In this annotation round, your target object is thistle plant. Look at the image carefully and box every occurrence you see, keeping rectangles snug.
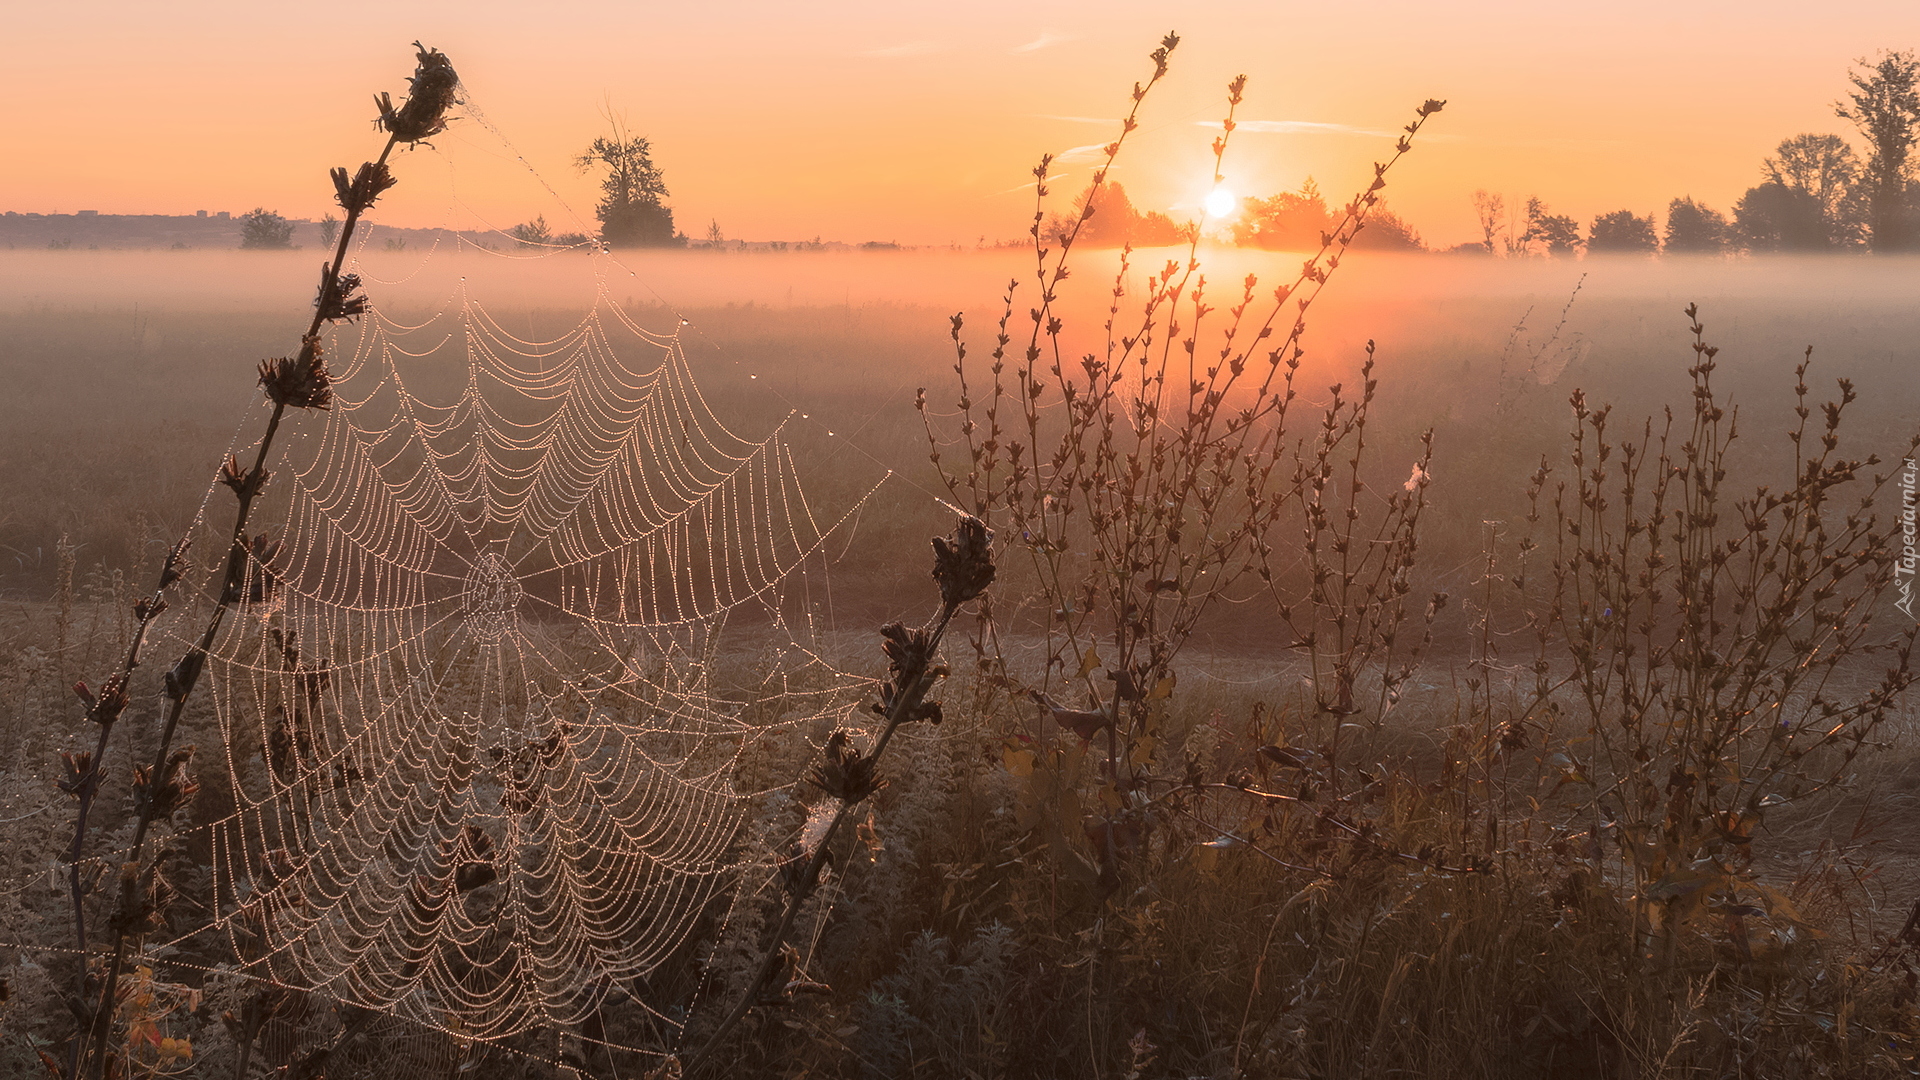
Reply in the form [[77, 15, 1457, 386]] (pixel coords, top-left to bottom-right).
[[59, 43, 459, 1080]]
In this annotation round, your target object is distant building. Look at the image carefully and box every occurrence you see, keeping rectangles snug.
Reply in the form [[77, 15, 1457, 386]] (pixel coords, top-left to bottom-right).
[[77, 210, 97, 217]]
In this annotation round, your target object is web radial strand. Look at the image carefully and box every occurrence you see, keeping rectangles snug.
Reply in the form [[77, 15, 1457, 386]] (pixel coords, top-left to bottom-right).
[[185, 286, 860, 1047]]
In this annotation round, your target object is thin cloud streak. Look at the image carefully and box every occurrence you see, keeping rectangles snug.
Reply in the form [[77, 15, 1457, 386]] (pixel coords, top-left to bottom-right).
[[1012, 31, 1073, 54], [1053, 142, 1113, 163], [991, 170, 1105, 197]]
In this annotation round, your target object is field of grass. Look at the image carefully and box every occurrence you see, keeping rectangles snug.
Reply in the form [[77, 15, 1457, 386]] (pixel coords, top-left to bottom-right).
[[1, 247, 1918, 1077]]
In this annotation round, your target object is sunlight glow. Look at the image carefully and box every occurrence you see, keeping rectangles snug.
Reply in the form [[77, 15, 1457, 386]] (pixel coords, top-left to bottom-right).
[[1203, 187, 1238, 219]]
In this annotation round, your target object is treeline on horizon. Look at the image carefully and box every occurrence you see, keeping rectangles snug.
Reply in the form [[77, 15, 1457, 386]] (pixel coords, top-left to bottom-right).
[[1066, 50, 1920, 258], [14, 52, 1920, 258]]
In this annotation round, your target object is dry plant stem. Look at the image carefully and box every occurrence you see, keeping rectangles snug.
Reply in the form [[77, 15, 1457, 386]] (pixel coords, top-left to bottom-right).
[[76, 135, 401, 1080], [687, 600, 967, 1073], [922, 34, 1443, 906], [1531, 304, 1916, 966], [61, 555, 182, 956]]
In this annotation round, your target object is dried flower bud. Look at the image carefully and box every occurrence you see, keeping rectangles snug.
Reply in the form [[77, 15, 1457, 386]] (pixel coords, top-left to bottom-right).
[[330, 161, 398, 214], [77, 675, 129, 726], [58, 750, 94, 797], [931, 514, 995, 608], [879, 621, 935, 675], [375, 43, 460, 144], [132, 746, 199, 821], [805, 730, 884, 803], [314, 265, 370, 322], [158, 537, 192, 589], [218, 453, 271, 499], [259, 335, 332, 410]]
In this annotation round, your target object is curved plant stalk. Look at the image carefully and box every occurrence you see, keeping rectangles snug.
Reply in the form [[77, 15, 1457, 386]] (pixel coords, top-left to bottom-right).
[[683, 516, 995, 1074], [67, 43, 459, 1080]]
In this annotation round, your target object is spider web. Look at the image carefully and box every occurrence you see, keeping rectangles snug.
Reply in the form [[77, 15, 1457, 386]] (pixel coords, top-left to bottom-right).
[[150, 264, 874, 1055]]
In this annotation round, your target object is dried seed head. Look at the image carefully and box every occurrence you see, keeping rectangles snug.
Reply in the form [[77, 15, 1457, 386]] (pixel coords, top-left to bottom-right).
[[932, 514, 996, 608], [259, 335, 332, 410], [330, 161, 398, 214], [805, 730, 884, 803], [158, 537, 192, 588], [315, 266, 369, 322], [132, 746, 200, 821], [375, 43, 460, 144]]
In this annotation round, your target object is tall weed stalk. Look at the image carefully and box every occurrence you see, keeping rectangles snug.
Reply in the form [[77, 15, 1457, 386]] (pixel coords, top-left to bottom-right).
[[1524, 304, 1918, 963], [56, 44, 459, 1080], [920, 33, 1445, 894]]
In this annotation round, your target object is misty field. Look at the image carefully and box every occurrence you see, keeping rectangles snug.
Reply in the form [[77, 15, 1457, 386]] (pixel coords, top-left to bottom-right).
[[3, 245, 1919, 1079]]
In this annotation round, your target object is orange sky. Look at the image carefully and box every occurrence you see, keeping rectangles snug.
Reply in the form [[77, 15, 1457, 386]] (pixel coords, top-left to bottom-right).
[[6, 2, 1918, 247]]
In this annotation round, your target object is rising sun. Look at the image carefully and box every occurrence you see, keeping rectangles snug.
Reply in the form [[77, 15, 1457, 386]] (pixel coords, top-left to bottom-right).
[[1203, 186, 1238, 218]]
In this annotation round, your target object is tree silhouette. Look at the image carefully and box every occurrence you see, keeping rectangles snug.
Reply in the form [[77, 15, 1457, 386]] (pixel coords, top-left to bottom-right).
[[239, 207, 295, 250], [1519, 197, 1581, 256], [576, 117, 679, 248], [1734, 182, 1829, 250], [1663, 197, 1730, 253], [1836, 50, 1920, 251], [1471, 190, 1505, 253], [1233, 179, 1332, 249], [1348, 204, 1425, 250], [1587, 210, 1659, 253], [1049, 180, 1186, 247], [1763, 134, 1865, 246], [510, 215, 554, 248]]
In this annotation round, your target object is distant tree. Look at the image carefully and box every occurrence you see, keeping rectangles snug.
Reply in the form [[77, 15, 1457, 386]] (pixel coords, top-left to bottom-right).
[[319, 214, 340, 248], [1835, 50, 1920, 251], [1348, 204, 1425, 251], [1587, 209, 1659, 253], [1234, 178, 1334, 249], [1518, 197, 1582, 256], [239, 207, 295, 250], [1471, 189, 1505, 253], [1733, 181, 1829, 250], [1051, 180, 1186, 247], [705, 219, 724, 245], [576, 117, 679, 248], [510, 215, 554, 248], [1663, 197, 1730, 253], [553, 231, 592, 247], [1763, 133, 1866, 245]]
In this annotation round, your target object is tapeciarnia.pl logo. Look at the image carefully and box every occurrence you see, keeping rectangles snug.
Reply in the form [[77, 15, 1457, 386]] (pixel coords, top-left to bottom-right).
[[1898, 457, 1917, 618]]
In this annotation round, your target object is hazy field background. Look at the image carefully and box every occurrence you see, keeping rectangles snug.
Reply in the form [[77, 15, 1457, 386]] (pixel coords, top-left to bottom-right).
[[6, 245, 1915, 615]]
